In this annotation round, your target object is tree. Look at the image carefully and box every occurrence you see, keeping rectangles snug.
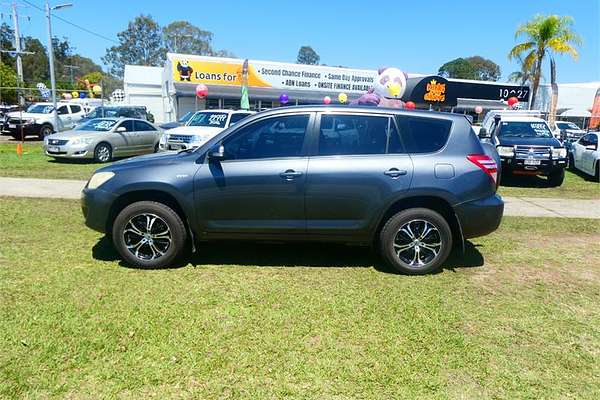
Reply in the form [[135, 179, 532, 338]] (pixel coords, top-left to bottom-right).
[[438, 58, 477, 80], [0, 23, 15, 68], [21, 37, 49, 84], [507, 55, 539, 86], [163, 21, 213, 55], [508, 14, 581, 109], [297, 46, 320, 65], [0, 61, 17, 104], [465, 56, 501, 81], [438, 56, 500, 81], [103, 15, 166, 77]]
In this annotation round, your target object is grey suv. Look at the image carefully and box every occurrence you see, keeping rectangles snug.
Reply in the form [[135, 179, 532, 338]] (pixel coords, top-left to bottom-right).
[[82, 106, 504, 274]]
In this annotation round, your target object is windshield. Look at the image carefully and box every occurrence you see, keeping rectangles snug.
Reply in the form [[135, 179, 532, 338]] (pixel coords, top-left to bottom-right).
[[498, 121, 553, 138], [75, 119, 117, 132], [87, 107, 142, 119], [27, 104, 54, 114], [187, 112, 228, 128], [557, 122, 580, 130], [178, 111, 194, 123]]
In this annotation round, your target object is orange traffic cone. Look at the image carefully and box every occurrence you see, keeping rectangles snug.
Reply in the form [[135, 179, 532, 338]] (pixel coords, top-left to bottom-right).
[[16, 143, 23, 157]]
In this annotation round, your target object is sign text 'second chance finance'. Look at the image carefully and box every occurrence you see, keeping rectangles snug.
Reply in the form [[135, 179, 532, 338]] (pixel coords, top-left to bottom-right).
[[172, 57, 377, 94]]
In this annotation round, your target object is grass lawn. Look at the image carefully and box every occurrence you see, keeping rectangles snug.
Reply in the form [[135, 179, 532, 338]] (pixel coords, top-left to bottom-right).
[[1, 197, 600, 399], [497, 168, 599, 199], [0, 142, 106, 180]]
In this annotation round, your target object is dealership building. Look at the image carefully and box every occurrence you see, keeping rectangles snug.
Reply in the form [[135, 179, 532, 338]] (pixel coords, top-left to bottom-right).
[[123, 53, 597, 126]]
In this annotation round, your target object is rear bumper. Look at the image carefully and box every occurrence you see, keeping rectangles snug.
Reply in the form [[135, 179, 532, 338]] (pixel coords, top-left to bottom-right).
[[454, 194, 504, 239], [81, 187, 117, 233]]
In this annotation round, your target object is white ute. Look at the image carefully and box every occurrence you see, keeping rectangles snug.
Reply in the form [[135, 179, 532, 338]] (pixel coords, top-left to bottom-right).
[[159, 109, 255, 151]]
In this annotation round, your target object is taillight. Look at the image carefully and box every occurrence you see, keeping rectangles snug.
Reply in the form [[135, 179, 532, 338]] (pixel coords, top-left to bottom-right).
[[467, 154, 498, 184]]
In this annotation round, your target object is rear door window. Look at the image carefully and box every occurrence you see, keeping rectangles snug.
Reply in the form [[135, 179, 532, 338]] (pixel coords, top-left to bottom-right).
[[229, 113, 252, 126], [317, 114, 402, 156], [134, 120, 156, 131], [69, 105, 82, 113], [396, 116, 452, 153]]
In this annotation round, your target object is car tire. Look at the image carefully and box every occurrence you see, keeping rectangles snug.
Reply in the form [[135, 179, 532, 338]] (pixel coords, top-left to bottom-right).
[[547, 169, 565, 187], [379, 208, 453, 275], [595, 162, 600, 183], [38, 124, 53, 140], [94, 142, 112, 163], [112, 201, 188, 268]]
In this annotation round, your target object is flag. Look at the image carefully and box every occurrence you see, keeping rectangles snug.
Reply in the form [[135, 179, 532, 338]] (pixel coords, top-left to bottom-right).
[[240, 59, 250, 110]]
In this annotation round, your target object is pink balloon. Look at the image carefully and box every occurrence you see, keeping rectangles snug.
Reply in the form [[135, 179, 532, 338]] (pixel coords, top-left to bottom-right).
[[195, 84, 208, 98], [405, 101, 416, 110], [323, 96, 331, 104], [475, 106, 483, 114]]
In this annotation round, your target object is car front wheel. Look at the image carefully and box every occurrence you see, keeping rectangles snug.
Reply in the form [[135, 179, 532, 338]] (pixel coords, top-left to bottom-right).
[[38, 124, 53, 140], [379, 208, 453, 275], [94, 142, 112, 163], [112, 201, 188, 268], [547, 169, 565, 187]]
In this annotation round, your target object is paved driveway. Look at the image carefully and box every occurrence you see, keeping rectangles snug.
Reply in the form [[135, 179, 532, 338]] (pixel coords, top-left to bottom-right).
[[1, 177, 599, 218]]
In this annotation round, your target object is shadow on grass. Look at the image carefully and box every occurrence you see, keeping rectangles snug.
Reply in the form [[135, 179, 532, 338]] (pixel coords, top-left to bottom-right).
[[499, 174, 552, 189], [92, 236, 484, 275]]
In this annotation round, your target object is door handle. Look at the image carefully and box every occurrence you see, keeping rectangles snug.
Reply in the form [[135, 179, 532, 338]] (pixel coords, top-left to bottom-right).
[[280, 170, 303, 180], [384, 168, 408, 178]]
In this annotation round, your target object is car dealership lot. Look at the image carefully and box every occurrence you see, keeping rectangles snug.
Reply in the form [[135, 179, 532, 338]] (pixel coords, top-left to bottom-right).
[[1, 197, 599, 399]]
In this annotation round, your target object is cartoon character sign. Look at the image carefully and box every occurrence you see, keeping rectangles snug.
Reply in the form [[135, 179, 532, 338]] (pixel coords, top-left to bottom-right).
[[353, 67, 407, 108], [177, 60, 193, 81]]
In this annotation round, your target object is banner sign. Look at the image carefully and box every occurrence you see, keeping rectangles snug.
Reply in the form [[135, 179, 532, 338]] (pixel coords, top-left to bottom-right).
[[171, 56, 377, 94]]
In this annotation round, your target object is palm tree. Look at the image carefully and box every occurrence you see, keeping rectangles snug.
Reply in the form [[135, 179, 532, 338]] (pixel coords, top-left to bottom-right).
[[508, 14, 581, 110], [507, 55, 538, 86]]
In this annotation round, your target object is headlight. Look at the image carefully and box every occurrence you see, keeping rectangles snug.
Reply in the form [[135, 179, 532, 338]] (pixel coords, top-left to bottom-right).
[[87, 172, 115, 189], [191, 135, 203, 143], [71, 137, 94, 146], [496, 146, 514, 157], [552, 147, 567, 158]]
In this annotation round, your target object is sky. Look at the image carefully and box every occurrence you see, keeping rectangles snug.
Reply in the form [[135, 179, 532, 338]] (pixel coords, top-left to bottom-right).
[[4, 0, 599, 83]]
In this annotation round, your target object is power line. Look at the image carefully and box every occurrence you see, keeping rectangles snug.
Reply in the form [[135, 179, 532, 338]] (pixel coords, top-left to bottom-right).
[[20, 0, 118, 45]]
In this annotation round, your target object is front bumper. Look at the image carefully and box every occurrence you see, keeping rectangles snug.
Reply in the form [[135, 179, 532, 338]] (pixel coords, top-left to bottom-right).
[[500, 156, 567, 175], [44, 143, 94, 158], [81, 187, 118, 233], [7, 123, 41, 137], [454, 194, 504, 239]]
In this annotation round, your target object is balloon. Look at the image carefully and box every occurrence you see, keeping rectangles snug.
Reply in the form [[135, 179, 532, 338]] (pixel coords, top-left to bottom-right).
[[79, 92, 86, 98], [507, 97, 519, 107], [323, 96, 331, 105], [475, 105, 483, 114], [195, 84, 208, 98], [63, 93, 72, 100], [338, 93, 348, 104], [92, 85, 102, 94], [71, 91, 78, 98], [279, 93, 289, 104], [405, 101, 416, 109]]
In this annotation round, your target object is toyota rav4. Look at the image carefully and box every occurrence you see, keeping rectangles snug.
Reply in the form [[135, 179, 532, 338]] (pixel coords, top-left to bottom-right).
[[82, 106, 504, 275]]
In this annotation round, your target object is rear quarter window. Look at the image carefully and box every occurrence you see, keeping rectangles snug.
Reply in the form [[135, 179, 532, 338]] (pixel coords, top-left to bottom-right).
[[396, 116, 452, 153]]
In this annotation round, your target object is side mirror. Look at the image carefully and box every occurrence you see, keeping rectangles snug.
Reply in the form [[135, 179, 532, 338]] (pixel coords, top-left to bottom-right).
[[207, 144, 226, 161], [116, 126, 127, 132], [478, 128, 490, 139]]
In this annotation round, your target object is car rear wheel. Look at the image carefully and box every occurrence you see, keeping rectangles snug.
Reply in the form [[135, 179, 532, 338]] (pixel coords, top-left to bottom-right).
[[568, 153, 575, 170], [547, 169, 565, 187], [379, 208, 452, 275], [38, 124, 53, 140], [94, 142, 112, 163], [112, 201, 187, 268]]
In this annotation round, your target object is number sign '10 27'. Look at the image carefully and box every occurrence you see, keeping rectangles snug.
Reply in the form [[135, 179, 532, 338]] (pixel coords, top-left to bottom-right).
[[499, 88, 529, 100]]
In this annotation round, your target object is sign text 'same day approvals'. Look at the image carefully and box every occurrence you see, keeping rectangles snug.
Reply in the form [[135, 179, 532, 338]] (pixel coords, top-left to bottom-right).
[[172, 57, 377, 94]]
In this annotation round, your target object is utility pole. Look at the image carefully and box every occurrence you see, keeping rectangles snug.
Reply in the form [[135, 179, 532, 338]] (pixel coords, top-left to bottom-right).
[[12, 1, 23, 85], [44, 1, 72, 132], [64, 64, 79, 85]]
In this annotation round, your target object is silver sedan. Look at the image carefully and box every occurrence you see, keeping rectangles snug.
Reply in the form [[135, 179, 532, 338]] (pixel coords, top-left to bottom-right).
[[44, 118, 162, 162]]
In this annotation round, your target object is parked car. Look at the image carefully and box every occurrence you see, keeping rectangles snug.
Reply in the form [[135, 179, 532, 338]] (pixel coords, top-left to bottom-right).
[[82, 106, 504, 274], [159, 109, 255, 151], [569, 132, 599, 180], [44, 117, 161, 162], [0, 105, 20, 134], [479, 115, 567, 186], [159, 111, 195, 130], [80, 105, 152, 124], [6, 102, 85, 139], [553, 121, 587, 142]]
